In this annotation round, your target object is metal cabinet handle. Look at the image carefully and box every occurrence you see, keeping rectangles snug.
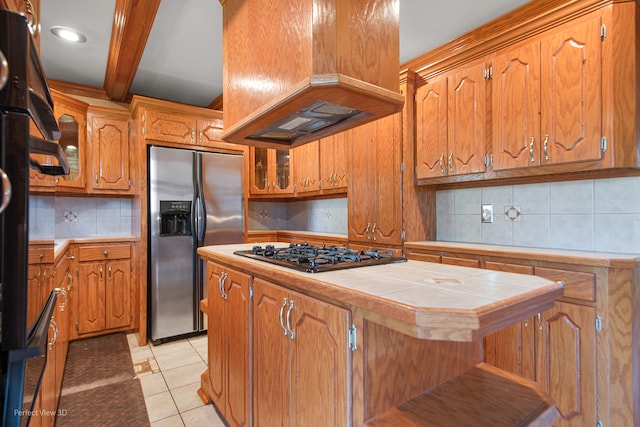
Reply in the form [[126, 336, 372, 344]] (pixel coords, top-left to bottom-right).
[[537, 312, 543, 331], [285, 300, 295, 339], [199, 131, 203, 142], [279, 298, 289, 336], [365, 223, 371, 240], [543, 134, 549, 160], [104, 251, 108, 256], [439, 154, 445, 174], [529, 137, 535, 163], [448, 152, 454, 173], [67, 256, 75, 261], [56, 288, 68, 311], [219, 272, 228, 300], [100, 265, 103, 280], [108, 265, 112, 280], [48, 316, 58, 350], [371, 223, 377, 241], [0, 49, 8, 92], [191, 130, 195, 142], [523, 319, 528, 328], [0, 168, 12, 214], [67, 272, 73, 291]]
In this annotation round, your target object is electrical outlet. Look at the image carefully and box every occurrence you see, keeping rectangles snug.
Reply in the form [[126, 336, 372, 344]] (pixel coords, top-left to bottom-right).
[[481, 204, 493, 223]]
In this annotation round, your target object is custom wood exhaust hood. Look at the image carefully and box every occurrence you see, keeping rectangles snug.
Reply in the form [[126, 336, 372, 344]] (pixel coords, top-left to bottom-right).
[[219, 0, 405, 148]]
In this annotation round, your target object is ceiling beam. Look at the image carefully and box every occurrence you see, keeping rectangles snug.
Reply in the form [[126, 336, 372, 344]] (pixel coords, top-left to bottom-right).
[[103, 0, 161, 102]]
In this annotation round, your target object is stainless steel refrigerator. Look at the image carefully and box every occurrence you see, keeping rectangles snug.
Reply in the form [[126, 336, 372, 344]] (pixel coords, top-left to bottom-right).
[[148, 145, 244, 343]]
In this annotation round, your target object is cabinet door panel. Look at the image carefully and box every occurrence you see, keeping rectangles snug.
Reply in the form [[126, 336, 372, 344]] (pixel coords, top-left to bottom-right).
[[253, 278, 289, 427], [77, 263, 106, 334], [105, 260, 130, 329], [492, 42, 541, 170], [207, 263, 226, 413], [448, 61, 487, 175], [540, 15, 602, 165], [371, 114, 402, 246], [225, 269, 251, 427], [143, 110, 195, 144], [289, 292, 350, 427], [537, 302, 596, 426], [91, 116, 131, 191], [415, 76, 448, 178], [348, 125, 374, 243]]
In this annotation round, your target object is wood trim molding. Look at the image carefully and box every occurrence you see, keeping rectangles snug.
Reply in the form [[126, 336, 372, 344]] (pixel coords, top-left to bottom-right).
[[103, 0, 161, 102], [48, 79, 110, 100], [208, 94, 223, 110]]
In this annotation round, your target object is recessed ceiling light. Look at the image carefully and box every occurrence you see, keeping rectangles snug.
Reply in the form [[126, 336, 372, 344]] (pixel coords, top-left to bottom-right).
[[50, 26, 87, 43]]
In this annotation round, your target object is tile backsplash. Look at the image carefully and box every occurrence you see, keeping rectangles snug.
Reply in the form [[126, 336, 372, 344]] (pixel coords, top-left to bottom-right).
[[249, 198, 348, 235], [30, 196, 133, 239], [436, 176, 640, 254]]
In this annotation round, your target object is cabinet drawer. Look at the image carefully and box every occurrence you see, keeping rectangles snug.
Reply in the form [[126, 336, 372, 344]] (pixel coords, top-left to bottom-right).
[[29, 246, 54, 264], [408, 252, 442, 264], [534, 267, 595, 302], [78, 244, 131, 261], [442, 256, 480, 268]]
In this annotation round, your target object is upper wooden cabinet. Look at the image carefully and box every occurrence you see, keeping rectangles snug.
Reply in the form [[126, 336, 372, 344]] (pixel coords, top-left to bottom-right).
[[292, 140, 320, 195], [348, 113, 402, 247], [415, 59, 487, 179], [491, 13, 603, 171], [319, 132, 348, 191], [411, 1, 639, 185], [87, 106, 133, 194], [249, 147, 293, 195], [51, 90, 88, 191], [141, 109, 196, 144]]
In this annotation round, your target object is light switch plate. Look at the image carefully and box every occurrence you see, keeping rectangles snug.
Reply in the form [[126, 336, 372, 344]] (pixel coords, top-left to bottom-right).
[[481, 204, 493, 223]]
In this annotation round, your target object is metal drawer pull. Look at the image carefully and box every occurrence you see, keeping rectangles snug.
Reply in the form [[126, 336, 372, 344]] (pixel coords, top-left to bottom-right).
[[543, 134, 549, 160], [448, 152, 454, 172], [108, 265, 112, 280], [529, 137, 535, 162], [365, 223, 371, 240], [219, 272, 228, 299], [279, 298, 289, 336], [104, 250, 108, 256], [100, 265, 103, 280], [67, 272, 73, 291], [371, 223, 377, 241], [48, 317, 58, 350], [286, 300, 295, 339], [439, 154, 445, 174]]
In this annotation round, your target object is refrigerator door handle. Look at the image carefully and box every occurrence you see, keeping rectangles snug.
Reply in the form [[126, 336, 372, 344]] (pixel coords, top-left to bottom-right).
[[195, 196, 205, 244]]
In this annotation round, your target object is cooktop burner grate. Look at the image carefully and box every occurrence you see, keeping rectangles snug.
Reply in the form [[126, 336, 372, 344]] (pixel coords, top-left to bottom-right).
[[234, 243, 406, 273]]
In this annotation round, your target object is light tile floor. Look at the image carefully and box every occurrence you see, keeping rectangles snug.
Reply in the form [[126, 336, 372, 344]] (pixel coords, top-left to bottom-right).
[[126, 333, 226, 427]]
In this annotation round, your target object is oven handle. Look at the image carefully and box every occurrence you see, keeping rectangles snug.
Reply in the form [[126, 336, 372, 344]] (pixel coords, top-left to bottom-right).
[[0, 168, 11, 214], [29, 135, 70, 176], [0, 49, 7, 91]]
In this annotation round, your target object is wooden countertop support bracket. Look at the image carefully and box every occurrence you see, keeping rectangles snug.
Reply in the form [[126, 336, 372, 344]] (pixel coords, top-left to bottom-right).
[[365, 363, 559, 427]]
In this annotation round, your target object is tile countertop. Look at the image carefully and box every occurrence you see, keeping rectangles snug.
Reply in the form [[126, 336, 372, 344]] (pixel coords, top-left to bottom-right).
[[198, 243, 564, 342]]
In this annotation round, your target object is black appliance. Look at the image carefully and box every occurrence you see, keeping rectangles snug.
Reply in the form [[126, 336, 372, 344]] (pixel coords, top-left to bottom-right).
[[0, 9, 69, 427], [234, 243, 407, 273]]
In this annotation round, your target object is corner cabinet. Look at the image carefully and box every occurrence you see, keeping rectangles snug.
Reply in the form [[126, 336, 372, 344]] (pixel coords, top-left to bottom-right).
[[348, 113, 402, 247], [73, 243, 132, 338], [253, 277, 351, 427], [87, 106, 133, 194], [206, 262, 251, 427]]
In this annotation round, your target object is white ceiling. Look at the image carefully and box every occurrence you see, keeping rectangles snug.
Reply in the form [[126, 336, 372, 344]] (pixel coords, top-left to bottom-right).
[[39, 0, 530, 108]]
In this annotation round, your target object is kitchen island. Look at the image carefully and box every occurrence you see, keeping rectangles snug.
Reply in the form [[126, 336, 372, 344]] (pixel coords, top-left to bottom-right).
[[197, 243, 564, 426]]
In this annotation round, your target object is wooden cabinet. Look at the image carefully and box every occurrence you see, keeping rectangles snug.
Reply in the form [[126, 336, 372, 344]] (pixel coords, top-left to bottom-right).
[[292, 140, 320, 194], [206, 262, 251, 427], [253, 277, 351, 427], [250, 147, 293, 195], [491, 13, 603, 171], [415, 59, 487, 179], [319, 131, 348, 191], [141, 109, 196, 144], [74, 243, 132, 337], [87, 107, 133, 194], [404, 244, 610, 426], [348, 113, 402, 247], [411, 1, 639, 185], [52, 91, 88, 191], [27, 246, 54, 327]]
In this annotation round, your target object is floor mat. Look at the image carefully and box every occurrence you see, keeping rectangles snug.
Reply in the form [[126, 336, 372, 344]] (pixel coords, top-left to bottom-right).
[[56, 333, 150, 427]]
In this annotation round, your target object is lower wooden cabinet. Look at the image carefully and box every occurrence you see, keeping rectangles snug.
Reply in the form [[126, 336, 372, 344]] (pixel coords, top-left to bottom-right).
[[74, 243, 132, 337], [206, 262, 251, 427], [253, 277, 351, 427]]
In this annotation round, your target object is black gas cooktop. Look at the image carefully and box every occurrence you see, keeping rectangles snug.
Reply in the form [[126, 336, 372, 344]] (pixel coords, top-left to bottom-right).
[[234, 243, 407, 273]]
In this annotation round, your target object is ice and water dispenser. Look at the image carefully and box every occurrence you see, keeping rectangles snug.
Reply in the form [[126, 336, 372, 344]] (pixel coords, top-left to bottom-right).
[[159, 201, 192, 236]]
